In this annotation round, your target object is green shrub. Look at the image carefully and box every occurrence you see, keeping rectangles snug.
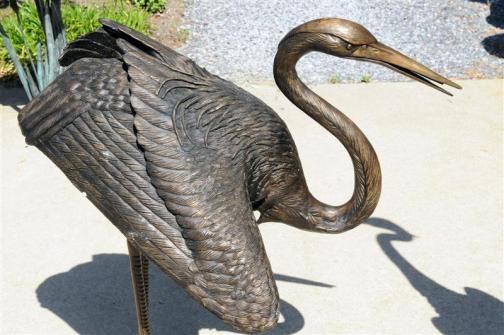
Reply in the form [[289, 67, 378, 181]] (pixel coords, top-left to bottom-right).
[[131, 0, 166, 13], [0, 0, 66, 98], [0, 1, 152, 67]]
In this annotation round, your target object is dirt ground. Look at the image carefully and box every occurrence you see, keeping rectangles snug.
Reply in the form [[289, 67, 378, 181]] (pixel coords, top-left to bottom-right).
[[149, 0, 188, 48]]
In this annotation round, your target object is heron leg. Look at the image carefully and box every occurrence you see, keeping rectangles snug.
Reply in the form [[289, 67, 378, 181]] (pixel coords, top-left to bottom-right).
[[127, 240, 150, 335]]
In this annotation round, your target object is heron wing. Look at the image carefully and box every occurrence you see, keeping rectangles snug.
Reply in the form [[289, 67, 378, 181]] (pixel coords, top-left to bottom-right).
[[131, 83, 279, 330], [19, 21, 280, 332], [116, 32, 279, 331], [18, 58, 194, 284]]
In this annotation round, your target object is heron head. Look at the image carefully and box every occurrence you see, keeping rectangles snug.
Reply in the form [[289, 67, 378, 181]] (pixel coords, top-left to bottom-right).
[[280, 18, 461, 95]]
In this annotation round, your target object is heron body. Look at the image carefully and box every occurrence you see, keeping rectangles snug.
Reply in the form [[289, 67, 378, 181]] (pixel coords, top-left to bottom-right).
[[18, 18, 459, 333]]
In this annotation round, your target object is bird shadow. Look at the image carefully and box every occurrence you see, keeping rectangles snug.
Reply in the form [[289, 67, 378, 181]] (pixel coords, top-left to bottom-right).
[[35, 254, 333, 335], [367, 217, 504, 335], [469, 0, 504, 58]]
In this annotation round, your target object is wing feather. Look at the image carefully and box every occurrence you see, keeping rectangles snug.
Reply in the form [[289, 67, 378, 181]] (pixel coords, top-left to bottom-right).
[[18, 59, 194, 285], [120, 39, 279, 330], [19, 21, 281, 332]]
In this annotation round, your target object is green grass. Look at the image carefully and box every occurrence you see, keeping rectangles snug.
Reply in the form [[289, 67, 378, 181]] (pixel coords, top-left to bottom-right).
[[0, 1, 152, 75], [131, 0, 166, 13], [0, 6, 13, 20]]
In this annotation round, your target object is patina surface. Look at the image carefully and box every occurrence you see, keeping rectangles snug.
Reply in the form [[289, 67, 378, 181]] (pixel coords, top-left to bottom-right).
[[17, 18, 459, 334]]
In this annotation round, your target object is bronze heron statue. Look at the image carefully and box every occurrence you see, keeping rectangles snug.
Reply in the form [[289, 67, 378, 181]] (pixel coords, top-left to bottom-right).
[[18, 18, 460, 334]]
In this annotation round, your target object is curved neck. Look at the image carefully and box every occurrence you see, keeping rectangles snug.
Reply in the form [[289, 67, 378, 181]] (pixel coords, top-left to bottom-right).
[[377, 233, 450, 304], [272, 35, 381, 232]]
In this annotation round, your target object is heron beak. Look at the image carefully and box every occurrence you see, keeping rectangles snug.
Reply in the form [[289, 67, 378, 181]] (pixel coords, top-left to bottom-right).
[[351, 42, 462, 96]]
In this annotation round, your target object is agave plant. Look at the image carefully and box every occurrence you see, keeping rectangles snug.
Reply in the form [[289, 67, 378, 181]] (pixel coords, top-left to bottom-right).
[[0, 0, 66, 100]]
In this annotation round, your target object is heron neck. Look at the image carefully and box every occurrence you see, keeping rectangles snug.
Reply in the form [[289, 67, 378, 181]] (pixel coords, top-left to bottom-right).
[[272, 36, 381, 232]]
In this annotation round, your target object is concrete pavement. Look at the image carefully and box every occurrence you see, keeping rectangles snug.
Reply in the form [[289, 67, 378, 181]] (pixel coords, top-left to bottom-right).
[[1, 79, 503, 334]]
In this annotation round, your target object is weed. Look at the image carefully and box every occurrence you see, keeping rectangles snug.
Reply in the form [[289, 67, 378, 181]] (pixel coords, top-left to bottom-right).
[[176, 28, 190, 44], [131, 0, 166, 13], [329, 74, 339, 84], [360, 74, 372, 83]]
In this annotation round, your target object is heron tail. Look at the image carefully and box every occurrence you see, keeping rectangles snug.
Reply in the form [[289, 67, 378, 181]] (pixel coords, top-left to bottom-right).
[[59, 28, 122, 67]]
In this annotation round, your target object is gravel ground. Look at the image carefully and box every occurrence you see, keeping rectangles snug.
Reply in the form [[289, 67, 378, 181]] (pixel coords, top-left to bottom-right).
[[179, 0, 504, 84]]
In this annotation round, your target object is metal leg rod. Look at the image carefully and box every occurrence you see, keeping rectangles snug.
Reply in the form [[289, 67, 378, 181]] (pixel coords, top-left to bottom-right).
[[127, 240, 150, 335]]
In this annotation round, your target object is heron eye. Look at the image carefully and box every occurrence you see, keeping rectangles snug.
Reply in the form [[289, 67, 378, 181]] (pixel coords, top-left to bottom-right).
[[346, 43, 352, 50]]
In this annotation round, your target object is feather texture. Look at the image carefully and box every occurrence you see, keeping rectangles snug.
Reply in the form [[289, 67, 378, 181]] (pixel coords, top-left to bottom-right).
[[17, 20, 306, 332]]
